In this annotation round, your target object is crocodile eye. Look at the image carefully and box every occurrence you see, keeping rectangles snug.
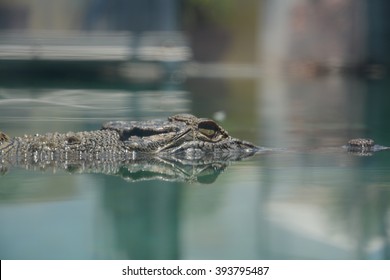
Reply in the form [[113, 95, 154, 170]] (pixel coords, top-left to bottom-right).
[[198, 120, 220, 139]]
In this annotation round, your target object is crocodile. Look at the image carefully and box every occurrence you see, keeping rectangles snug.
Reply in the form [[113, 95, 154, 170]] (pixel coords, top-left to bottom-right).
[[0, 114, 259, 182], [0, 114, 389, 182]]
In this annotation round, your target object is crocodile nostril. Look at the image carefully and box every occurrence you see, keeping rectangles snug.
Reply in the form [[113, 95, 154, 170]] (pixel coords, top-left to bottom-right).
[[0, 132, 10, 143]]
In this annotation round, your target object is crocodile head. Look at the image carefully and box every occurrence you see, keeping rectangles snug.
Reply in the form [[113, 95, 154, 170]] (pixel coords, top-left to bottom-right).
[[102, 114, 260, 160]]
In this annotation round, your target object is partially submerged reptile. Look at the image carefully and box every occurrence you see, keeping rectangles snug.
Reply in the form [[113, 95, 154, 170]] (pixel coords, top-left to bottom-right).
[[0, 114, 388, 182]]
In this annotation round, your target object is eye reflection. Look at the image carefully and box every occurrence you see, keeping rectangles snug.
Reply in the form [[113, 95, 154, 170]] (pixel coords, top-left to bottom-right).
[[199, 128, 216, 138]]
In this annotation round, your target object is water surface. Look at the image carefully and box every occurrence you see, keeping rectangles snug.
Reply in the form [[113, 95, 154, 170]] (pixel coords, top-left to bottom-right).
[[1, 77, 390, 259]]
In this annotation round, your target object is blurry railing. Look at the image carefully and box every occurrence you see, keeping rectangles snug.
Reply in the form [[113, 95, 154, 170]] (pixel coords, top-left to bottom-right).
[[0, 31, 192, 83], [0, 31, 132, 61]]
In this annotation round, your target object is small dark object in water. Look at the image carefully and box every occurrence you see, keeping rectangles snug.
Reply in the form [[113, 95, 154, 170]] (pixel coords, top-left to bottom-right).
[[347, 138, 374, 150]]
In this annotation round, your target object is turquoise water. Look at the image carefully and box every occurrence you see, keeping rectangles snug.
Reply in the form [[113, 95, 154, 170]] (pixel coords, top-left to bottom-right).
[[1, 76, 390, 259]]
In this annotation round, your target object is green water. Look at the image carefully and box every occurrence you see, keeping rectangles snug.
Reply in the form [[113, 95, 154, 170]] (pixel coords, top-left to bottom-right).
[[1, 76, 390, 259]]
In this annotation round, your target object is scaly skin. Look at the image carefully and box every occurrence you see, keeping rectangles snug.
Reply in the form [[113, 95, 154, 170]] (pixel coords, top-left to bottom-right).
[[1, 130, 126, 163]]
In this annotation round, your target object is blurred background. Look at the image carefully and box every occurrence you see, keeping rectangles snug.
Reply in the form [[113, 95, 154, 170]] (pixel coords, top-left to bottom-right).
[[0, 0, 389, 135], [1, 0, 390, 260]]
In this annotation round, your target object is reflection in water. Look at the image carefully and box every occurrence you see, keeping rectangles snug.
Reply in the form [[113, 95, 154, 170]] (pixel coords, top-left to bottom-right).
[[259, 153, 390, 259], [1, 149, 390, 259], [0, 156, 230, 185], [101, 178, 180, 259], [115, 160, 227, 184]]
